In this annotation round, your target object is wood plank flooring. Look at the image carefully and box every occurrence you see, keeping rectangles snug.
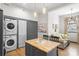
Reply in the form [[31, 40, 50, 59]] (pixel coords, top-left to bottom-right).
[[59, 43, 79, 56], [5, 43, 79, 56], [6, 48, 25, 56]]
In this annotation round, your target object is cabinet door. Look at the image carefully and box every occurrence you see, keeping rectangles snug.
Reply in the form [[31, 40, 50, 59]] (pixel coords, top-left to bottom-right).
[[18, 20, 27, 47], [0, 10, 3, 56], [27, 21, 38, 40]]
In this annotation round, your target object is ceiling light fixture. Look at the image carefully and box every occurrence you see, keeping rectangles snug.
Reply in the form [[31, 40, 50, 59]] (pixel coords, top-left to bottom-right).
[[33, 3, 37, 18], [34, 11, 37, 18], [42, 7, 46, 14]]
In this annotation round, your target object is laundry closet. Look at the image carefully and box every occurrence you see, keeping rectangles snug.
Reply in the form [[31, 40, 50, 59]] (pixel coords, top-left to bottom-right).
[[1, 14, 38, 56], [3, 15, 38, 54], [0, 3, 38, 55]]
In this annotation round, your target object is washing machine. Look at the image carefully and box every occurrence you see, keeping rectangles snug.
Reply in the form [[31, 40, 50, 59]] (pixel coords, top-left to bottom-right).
[[4, 18, 17, 35], [3, 35, 17, 52]]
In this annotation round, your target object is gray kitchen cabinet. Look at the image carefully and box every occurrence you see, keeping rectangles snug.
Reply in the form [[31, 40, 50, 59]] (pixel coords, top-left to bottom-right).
[[25, 43, 58, 56], [27, 21, 38, 40], [25, 39, 60, 56]]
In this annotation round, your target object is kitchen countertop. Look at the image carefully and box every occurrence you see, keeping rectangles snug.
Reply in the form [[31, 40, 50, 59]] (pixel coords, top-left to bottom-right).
[[25, 39, 60, 53]]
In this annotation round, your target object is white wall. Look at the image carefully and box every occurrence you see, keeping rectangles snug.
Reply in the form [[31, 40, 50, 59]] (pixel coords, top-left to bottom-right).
[[0, 4, 37, 21], [48, 3, 79, 35]]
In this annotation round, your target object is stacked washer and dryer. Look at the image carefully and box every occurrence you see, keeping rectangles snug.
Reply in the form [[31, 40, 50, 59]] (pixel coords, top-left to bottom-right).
[[3, 16, 37, 54], [3, 18, 17, 52]]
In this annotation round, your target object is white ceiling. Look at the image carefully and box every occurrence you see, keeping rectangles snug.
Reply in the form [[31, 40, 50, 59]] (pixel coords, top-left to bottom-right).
[[4, 3, 70, 14]]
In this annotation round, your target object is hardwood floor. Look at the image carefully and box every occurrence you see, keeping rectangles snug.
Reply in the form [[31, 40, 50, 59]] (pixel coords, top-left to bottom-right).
[[6, 48, 25, 56], [59, 43, 79, 56], [5, 43, 79, 56]]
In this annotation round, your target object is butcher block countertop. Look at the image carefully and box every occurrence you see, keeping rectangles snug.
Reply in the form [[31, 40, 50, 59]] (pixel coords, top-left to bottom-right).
[[25, 39, 60, 53]]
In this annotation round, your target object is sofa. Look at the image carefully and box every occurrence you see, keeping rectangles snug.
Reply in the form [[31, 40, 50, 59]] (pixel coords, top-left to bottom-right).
[[50, 35, 70, 49], [43, 33, 70, 49]]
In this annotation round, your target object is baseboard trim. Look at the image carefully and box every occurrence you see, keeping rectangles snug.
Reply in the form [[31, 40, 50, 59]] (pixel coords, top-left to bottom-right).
[[70, 41, 79, 44]]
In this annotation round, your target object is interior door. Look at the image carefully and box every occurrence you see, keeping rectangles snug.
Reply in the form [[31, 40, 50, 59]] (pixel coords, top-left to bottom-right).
[[18, 20, 27, 48], [0, 9, 3, 56], [27, 21, 38, 40]]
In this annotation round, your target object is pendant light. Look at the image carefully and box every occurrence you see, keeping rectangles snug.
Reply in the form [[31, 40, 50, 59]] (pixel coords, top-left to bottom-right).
[[42, 7, 46, 14], [34, 11, 37, 18], [42, 3, 47, 14], [34, 3, 37, 18]]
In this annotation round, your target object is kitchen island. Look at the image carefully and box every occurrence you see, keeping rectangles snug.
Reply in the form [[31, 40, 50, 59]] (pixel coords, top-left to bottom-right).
[[25, 39, 60, 56]]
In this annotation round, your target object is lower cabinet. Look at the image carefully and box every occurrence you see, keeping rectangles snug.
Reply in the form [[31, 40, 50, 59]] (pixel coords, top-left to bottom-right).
[[25, 43, 58, 56]]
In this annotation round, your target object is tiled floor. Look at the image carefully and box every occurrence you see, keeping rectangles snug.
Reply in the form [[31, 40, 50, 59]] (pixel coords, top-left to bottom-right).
[[6, 43, 79, 56]]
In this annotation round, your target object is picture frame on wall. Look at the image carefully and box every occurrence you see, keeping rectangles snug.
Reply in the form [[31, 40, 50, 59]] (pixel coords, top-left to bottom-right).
[[52, 24, 58, 32], [52, 24, 54, 29]]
